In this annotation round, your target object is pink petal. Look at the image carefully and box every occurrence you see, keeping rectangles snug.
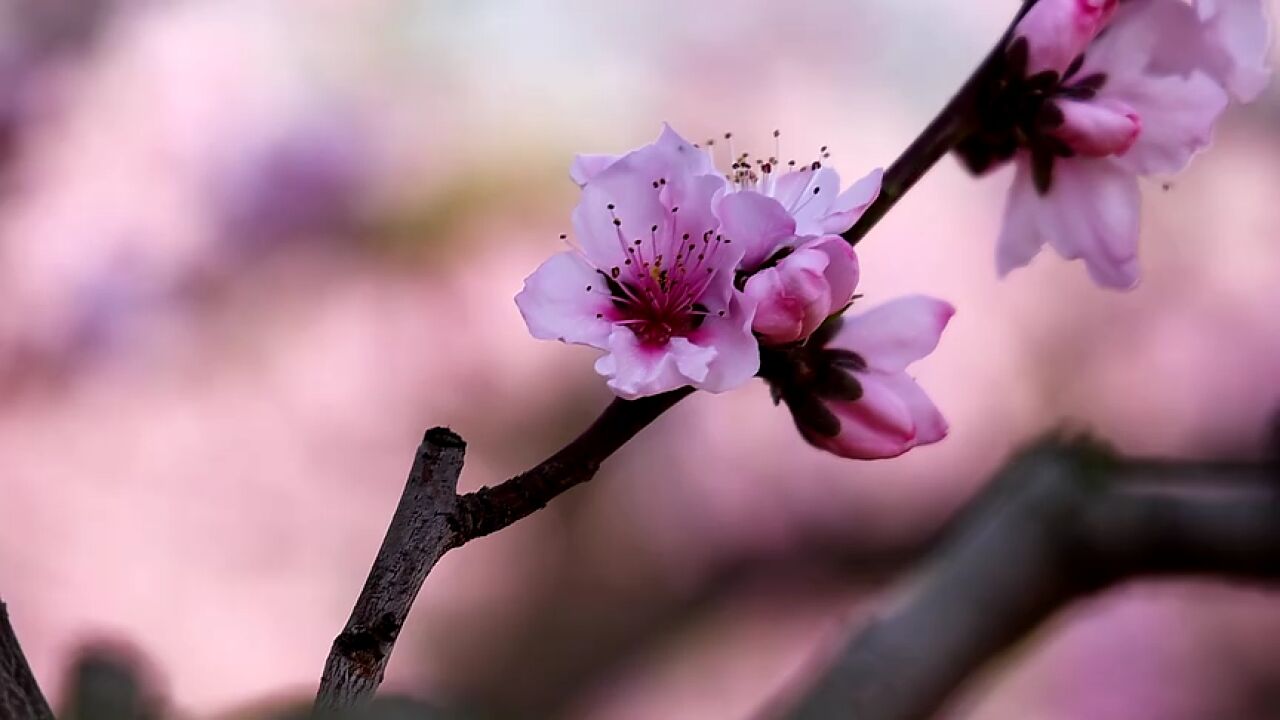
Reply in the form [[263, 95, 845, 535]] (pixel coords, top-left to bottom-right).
[[1200, 0, 1272, 102], [805, 235, 860, 309], [569, 153, 620, 187], [651, 122, 717, 177], [571, 126, 725, 270], [1014, 0, 1118, 74], [998, 155, 1141, 289], [667, 173, 731, 269], [515, 251, 614, 348], [1054, 98, 1141, 157], [996, 162, 1048, 277], [716, 190, 797, 270], [835, 296, 954, 374], [1077, 0, 1166, 84], [806, 373, 916, 460], [787, 167, 841, 237], [595, 327, 714, 400], [767, 167, 840, 236], [1112, 70, 1229, 176], [878, 371, 948, 447], [819, 168, 883, 234], [743, 249, 831, 345], [573, 170, 671, 270], [687, 291, 761, 393]]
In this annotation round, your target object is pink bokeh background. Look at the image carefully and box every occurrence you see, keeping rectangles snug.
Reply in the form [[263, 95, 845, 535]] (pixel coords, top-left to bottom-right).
[[2, 1, 1279, 717]]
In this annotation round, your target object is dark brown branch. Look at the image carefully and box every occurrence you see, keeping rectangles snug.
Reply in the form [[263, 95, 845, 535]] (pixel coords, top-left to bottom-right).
[[783, 443, 1280, 720], [316, 428, 467, 710], [449, 388, 692, 544], [318, 391, 691, 710], [1, 601, 54, 720]]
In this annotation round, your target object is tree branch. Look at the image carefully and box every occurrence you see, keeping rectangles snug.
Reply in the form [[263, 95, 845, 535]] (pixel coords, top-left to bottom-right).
[[318, 2, 1057, 709], [1, 601, 54, 720], [449, 388, 691, 544], [783, 442, 1280, 720], [318, 391, 691, 710], [316, 428, 467, 710]]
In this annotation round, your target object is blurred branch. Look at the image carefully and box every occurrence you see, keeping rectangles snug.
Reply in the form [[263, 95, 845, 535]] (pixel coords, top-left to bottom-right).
[[0, 601, 54, 720], [783, 440, 1280, 720], [64, 645, 154, 720], [317, 429, 467, 710]]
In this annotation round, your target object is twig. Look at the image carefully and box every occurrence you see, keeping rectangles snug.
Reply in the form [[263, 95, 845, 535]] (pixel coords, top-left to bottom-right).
[[782, 443, 1280, 720], [0, 601, 54, 720], [317, 391, 689, 710], [316, 428, 467, 710], [449, 388, 691, 544]]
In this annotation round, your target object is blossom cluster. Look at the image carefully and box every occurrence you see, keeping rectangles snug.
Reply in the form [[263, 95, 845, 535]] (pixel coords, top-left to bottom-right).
[[515, 0, 1268, 462], [963, 0, 1270, 288], [517, 126, 952, 459]]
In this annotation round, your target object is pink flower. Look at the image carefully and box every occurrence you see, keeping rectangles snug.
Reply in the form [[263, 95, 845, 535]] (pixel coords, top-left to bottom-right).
[[743, 236, 859, 346], [713, 156, 880, 345], [1013, 0, 1118, 75], [988, 0, 1248, 289], [517, 125, 759, 399], [774, 296, 953, 460]]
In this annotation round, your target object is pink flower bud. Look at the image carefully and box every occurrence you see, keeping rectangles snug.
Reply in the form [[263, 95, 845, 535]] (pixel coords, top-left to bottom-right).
[[791, 296, 954, 460], [1053, 98, 1141, 157], [743, 236, 859, 346], [1013, 0, 1118, 75]]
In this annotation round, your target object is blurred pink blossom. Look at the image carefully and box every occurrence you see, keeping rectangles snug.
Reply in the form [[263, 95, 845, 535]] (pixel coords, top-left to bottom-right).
[[1013, 0, 1117, 75], [996, 0, 1249, 289]]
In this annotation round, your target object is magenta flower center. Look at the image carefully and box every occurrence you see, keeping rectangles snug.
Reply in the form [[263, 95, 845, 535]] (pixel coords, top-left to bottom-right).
[[585, 194, 731, 348]]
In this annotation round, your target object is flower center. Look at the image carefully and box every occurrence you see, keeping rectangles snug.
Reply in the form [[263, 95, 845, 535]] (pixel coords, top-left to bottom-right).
[[580, 192, 731, 348], [700, 130, 832, 196]]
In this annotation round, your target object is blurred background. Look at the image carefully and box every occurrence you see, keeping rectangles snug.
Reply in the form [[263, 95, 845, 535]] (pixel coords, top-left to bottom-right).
[[1, 0, 1279, 717]]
